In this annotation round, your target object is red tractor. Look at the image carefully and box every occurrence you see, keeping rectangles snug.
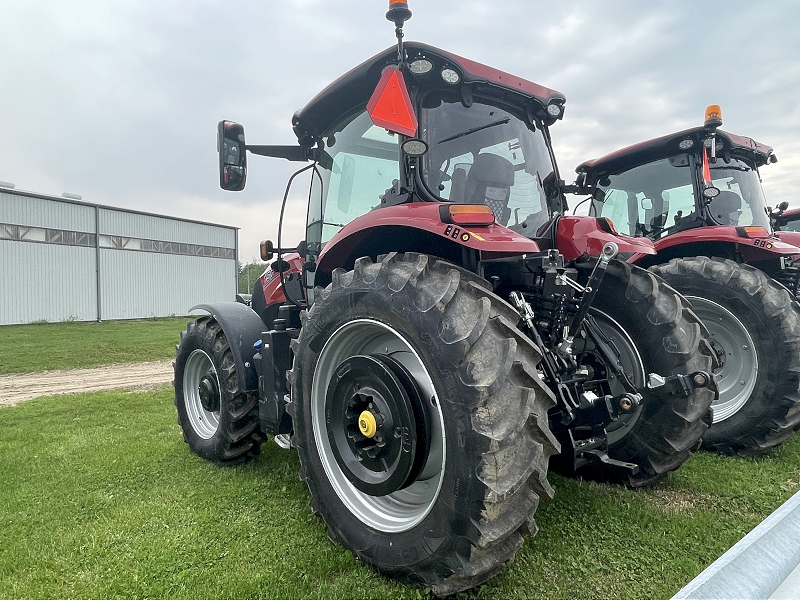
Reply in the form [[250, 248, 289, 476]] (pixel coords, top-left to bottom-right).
[[773, 206, 800, 234], [574, 106, 800, 457], [174, 3, 715, 594]]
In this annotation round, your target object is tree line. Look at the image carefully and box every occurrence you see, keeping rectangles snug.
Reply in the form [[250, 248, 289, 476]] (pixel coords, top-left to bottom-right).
[[238, 261, 268, 294]]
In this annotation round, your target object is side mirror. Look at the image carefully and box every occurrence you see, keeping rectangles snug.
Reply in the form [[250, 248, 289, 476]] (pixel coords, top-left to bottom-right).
[[779, 201, 789, 212], [260, 239, 274, 261], [218, 121, 247, 191], [641, 198, 653, 210]]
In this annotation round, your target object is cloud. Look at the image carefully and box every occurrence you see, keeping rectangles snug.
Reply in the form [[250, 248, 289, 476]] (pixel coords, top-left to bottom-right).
[[1, 0, 798, 261]]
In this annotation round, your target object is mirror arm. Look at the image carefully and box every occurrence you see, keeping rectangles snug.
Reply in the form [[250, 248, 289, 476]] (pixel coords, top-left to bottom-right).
[[246, 145, 315, 162], [561, 183, 585, 195]]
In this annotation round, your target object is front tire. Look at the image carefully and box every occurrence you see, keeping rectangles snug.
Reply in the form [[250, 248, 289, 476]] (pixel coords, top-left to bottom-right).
[[582, 261, 718, 487], [173, 316, 263, 466], [652, 257, 800, 455], [288, 253, 559, 595]]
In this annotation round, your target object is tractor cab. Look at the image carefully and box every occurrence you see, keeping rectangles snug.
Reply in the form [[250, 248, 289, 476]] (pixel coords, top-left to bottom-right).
[[218, 35, 572, 289], [295, 48, 564, 251], [578, 106, 779, 241], [296, 42, 568, 252]]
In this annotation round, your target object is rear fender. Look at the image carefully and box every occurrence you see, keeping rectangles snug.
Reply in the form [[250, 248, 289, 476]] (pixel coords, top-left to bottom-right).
[[628, 226, 800, 265], [556, 216, 656, 261], [190, 302, 266, 393], [314, 203, 540, 286]]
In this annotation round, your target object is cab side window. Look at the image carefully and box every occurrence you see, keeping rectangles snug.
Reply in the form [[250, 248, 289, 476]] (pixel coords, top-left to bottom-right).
[[308, 111, 400, 249]]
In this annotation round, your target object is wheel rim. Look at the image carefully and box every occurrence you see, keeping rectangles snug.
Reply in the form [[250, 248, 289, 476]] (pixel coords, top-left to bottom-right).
[[183, 349, 221, 439], [587, 309, 646, 446], [685, 296, 758, 423], [325, 354, 431, 496], [312, 319, 445, 533]]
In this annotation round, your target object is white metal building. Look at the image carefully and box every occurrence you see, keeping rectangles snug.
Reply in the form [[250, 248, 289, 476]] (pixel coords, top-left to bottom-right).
[[0, 186, 238, 325]]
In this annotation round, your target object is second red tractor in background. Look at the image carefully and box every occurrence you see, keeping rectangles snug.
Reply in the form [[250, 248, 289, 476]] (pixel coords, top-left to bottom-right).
[[575, 106, 800, 456]]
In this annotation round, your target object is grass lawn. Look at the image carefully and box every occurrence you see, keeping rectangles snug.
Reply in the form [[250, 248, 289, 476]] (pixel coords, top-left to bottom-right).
[[0, 318, 193, 374], [1, 389, 799, 599]]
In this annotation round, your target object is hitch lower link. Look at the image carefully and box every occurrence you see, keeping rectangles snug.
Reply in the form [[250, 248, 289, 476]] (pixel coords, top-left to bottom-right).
[[646, 371, 713, 398], [558, 390, 645, 475], [575, 371, 713, 427], [566, 370, 713, 431], [565, 371, 714, 478], [562, 370, 714, 478], [564, 389, 641, 429]]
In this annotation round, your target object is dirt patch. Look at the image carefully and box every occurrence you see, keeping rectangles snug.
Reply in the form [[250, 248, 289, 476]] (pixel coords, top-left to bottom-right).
[[643, 488, 715, 514], [583, 480, 714, 514], [0, 361, 174, 406]]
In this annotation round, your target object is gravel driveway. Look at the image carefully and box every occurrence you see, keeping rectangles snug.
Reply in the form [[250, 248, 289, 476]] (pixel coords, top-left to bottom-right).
[[0, 361, 174, 406]]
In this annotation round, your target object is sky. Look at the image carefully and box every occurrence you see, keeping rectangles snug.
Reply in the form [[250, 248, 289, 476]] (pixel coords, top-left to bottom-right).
[[2, 0, 799, 263]]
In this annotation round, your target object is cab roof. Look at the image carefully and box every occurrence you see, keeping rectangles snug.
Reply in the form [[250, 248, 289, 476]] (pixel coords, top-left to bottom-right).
[[291, 42, 566, 147], [576, 126, 775, 181]]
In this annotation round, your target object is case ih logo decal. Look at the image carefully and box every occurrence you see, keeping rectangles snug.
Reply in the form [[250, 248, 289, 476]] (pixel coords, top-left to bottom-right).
[[262, 268, 278, 285]]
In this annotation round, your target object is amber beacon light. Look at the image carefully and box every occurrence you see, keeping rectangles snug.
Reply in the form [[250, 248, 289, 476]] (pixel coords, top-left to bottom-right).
[[387, 0, 412, 25], [704, 104, 723, 129]]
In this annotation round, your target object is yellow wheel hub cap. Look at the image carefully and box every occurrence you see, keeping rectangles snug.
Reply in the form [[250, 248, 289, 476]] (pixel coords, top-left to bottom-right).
[[358, 410, 377, 438]]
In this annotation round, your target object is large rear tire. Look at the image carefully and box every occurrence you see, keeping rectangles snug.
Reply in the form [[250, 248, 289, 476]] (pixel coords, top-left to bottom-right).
[[173, 316, 263, 466], [652, 257, 800, 455], [288, 253, 559, 595], [581, 260, 718, 487]]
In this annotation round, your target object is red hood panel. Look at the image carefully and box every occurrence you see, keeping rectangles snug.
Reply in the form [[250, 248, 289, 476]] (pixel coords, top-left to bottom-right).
[[775, 230, 800, 259], [556, 216, 656, 261]]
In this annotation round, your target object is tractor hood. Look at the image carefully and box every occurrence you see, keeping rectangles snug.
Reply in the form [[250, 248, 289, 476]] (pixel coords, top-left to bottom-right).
[[291, 42, 566, 147]]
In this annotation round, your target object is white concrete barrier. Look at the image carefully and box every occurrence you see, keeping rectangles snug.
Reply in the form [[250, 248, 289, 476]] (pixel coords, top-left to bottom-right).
[[673, 489, 800, 600]]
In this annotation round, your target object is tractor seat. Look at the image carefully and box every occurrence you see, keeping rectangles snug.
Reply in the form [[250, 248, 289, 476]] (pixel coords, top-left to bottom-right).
[[709, 190, 742, 225], [463, 153, 515, 225]]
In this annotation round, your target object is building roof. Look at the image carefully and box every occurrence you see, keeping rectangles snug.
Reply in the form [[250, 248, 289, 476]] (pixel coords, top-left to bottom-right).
[[0, 186, 238, 231]]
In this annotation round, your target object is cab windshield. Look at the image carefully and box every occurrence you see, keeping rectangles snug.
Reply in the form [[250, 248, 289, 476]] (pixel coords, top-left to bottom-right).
[[419, 95, 558, 235], [707, 157, 771, 230], [592, 155, 771, 238]]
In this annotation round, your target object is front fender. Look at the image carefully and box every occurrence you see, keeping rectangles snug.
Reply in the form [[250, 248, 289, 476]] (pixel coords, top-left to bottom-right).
[[190, 302, 266, 393], [256, 253, 304, 308]]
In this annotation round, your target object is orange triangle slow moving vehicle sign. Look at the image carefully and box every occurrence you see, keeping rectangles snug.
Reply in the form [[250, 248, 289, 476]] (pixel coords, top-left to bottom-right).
[[702, 146, 712, 184], [367, 66, 418, 137]]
